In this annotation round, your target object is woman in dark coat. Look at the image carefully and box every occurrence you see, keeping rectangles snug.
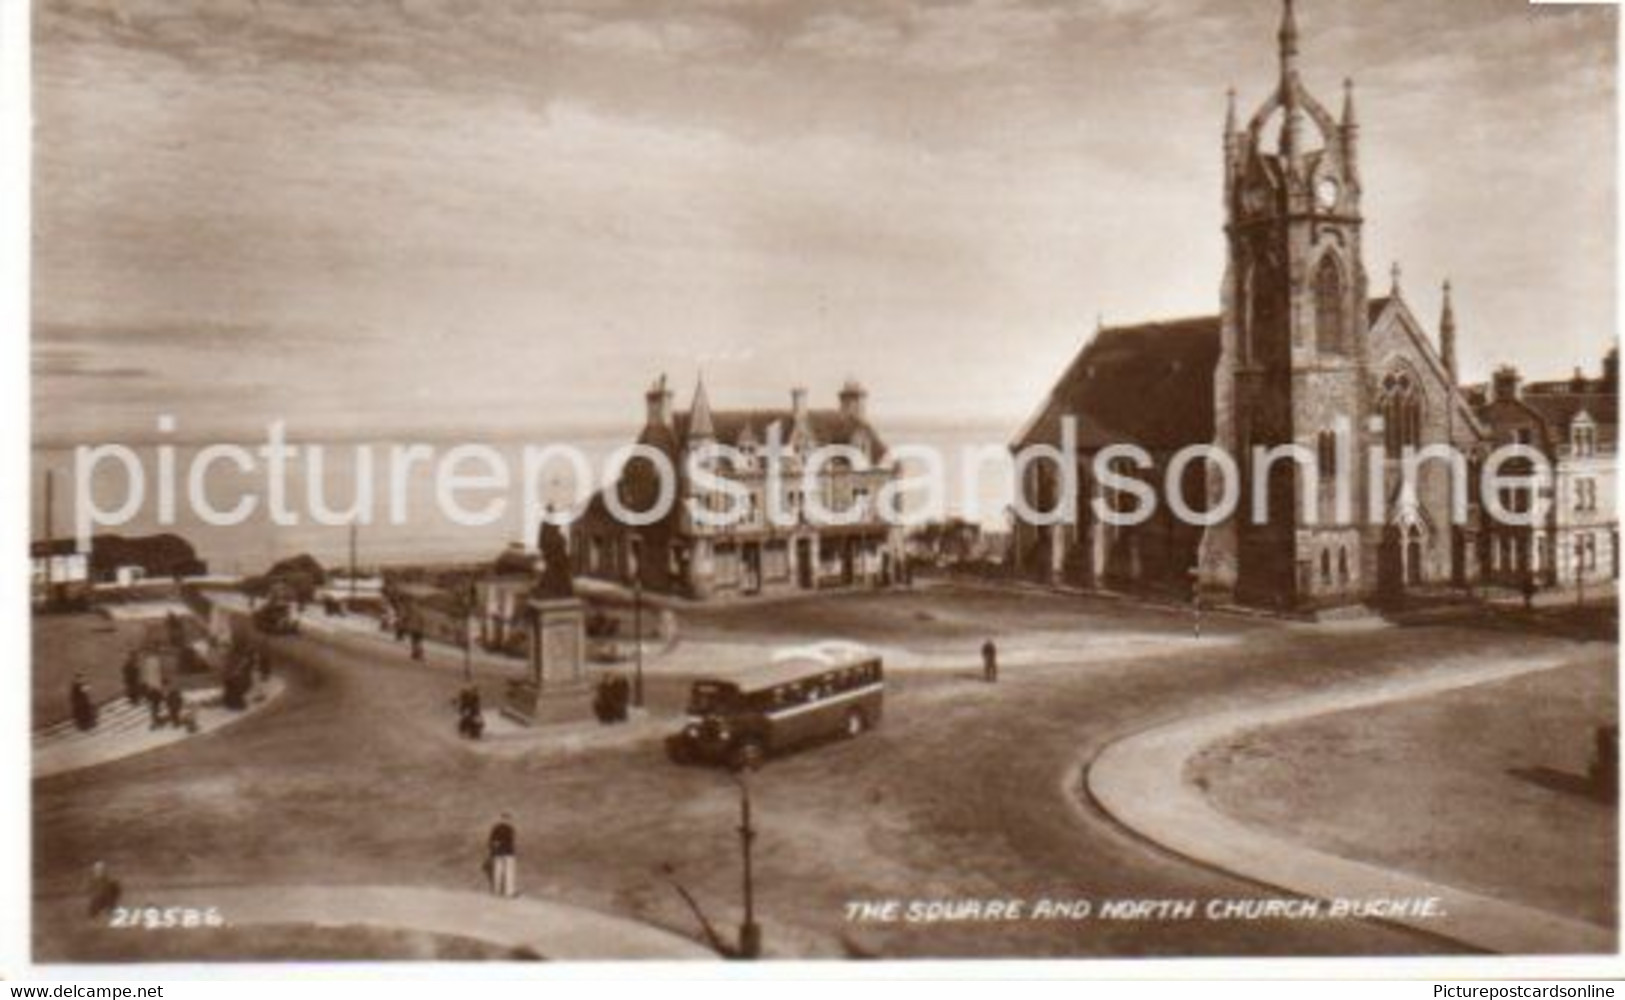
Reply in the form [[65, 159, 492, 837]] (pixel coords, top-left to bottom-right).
[[69, 675, 97, 731]]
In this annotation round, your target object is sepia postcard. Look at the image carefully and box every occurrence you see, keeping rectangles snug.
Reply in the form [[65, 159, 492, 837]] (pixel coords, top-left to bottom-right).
[[18, 0, 1624, 974]]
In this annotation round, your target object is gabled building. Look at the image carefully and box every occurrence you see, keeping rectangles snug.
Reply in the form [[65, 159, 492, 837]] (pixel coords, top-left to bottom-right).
[[1469, 350, 1619, 588], [573, 377, 905, 600]]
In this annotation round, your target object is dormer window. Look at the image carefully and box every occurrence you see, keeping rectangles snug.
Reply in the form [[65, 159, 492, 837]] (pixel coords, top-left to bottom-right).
[[1573, 418, 1597, 458]]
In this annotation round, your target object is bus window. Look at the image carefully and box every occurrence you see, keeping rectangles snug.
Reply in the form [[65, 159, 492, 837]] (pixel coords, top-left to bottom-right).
[[688, 682, 739, 715]]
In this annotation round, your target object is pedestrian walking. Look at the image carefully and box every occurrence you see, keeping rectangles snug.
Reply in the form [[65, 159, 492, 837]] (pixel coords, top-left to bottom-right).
[[486, 812, 518, 898], [146, 685, 165, 729], [457, 685, 485, 739], [69, 674, 97, 731], [981, 639, 998, 684], [121, 654, 142, 706], [86, 861, 121, 920], [164, 684, 185, 729]]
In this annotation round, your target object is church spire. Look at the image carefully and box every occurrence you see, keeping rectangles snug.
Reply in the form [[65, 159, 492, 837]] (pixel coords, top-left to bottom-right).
[[1279, 0, 1300, 72], [1277, 0, 1307, 158], [1439, 280, 1459, 381], [688, 373, 715, 441], [1341, 78, 1361, 187]]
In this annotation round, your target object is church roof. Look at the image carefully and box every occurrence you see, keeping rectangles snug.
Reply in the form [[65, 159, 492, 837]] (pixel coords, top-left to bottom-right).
[[1013, 315, 1222, 453], [1013, 299, 1399, 454]]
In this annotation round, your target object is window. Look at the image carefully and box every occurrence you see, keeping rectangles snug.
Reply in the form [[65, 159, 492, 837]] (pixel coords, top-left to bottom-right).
[[1381, 371, 1422, 458], [1576, 478, 1598, 513], [1574, 422, 1597, 457], [1338, 547, 1350, 584], [1317, 431, 1340, 483], [1576, 533, 1598, 572], [1314, 257, 1346, 354], [1320, 549, 1332, 586]]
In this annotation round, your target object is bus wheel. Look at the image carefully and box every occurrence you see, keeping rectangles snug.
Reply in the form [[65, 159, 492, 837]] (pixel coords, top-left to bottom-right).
[[731, 740, 765, 773], [845, 709, 867, 738]]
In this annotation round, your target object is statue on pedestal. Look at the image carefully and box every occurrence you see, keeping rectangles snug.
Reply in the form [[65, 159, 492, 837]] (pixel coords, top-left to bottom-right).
[[534, 515, 575, 600]]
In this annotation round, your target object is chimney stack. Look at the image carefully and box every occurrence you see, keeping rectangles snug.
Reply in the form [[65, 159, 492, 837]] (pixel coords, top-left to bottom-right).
[[1491, 365, 1522, 403], [645, 375, 673, 428], [1604, 348, 1619, 392], [839, 378, 868, 422]]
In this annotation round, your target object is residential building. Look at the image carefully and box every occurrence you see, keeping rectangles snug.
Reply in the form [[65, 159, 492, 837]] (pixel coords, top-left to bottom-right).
[[573, 377, 905, 600]]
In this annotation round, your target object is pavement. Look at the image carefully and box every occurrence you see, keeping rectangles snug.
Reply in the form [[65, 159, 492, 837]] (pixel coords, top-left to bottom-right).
[[1087, 654, 1617, 956], [215, 589, 1232, 682], [33, 679, 287, 780], [84, 884, 714, 960]]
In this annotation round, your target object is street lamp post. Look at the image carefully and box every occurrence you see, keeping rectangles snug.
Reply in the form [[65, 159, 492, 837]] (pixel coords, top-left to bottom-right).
[[631, 535, 645, 709], [735, 773, 761, 959], [1577, 536, 1587, 608], [463, 580, 476, 683], [1188, 567, 1202, 641]]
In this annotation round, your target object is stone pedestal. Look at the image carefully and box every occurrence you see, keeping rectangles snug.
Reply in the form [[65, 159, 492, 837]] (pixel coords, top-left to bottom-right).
[[503, 597, 588, 726]]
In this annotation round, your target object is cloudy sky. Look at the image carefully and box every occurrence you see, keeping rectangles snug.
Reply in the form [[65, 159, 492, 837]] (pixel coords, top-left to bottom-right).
[[32, 0, 1618, 444]]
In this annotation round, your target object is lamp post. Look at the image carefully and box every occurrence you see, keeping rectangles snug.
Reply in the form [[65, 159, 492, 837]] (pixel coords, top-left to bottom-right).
[[462, 580, 476, 683], [631, 534, 645, 709], [735, 771, 761, 959], [1576, 535, 1587, 608], [1188, 567, 1203, 641]]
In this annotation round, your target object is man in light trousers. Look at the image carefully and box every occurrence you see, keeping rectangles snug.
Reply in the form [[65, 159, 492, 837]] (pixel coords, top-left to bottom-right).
[[487, 812, 518, 898]]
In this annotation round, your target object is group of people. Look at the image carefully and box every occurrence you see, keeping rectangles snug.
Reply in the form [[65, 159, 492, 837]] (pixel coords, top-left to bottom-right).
[[120, 652, 197, 733], [386, 608, 428, 662], [592, 672, 633, 724]]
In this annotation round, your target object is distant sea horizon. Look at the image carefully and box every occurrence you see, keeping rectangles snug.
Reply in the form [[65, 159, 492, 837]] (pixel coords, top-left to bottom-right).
[[31, 421, 1021, 576]]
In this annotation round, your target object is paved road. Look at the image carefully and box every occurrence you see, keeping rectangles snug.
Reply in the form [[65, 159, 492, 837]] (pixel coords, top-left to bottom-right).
[[32, 590, 1611, 959], [1090, 655, 1615, 955]]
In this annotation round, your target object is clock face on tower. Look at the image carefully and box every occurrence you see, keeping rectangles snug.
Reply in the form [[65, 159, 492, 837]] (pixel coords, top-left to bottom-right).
[[1315, 176, 1341, 210]]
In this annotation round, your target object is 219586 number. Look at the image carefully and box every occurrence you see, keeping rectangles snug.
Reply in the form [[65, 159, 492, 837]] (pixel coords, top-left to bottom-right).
[[108, 905, 225, 929]]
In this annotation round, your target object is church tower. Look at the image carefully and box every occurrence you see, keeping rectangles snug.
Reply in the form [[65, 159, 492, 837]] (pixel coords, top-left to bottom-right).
[[1202, 0, 1373, 610]]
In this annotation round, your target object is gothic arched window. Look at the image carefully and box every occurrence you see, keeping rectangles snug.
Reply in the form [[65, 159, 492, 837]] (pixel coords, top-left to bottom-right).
[[1381, 370, 1423, 458], [1249, 249, 1285, 363], [1314, 256, 1346, 355]]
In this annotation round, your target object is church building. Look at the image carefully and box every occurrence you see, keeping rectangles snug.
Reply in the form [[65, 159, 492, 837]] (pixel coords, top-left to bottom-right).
[[1011, 0, 1487, 613]]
